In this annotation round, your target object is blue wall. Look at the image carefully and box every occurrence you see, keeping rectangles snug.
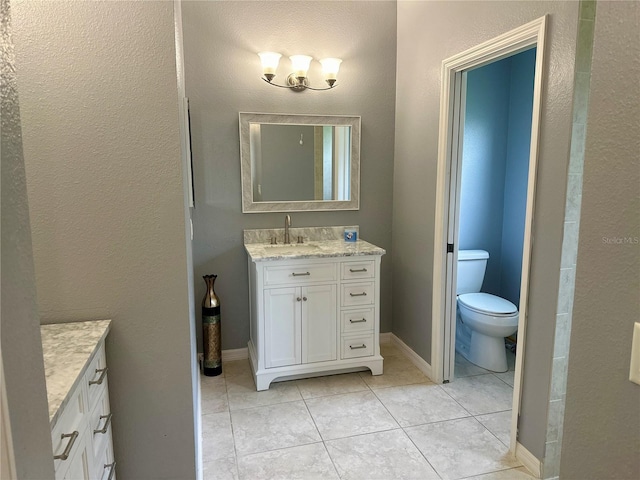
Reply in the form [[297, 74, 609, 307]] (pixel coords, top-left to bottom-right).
[[501, 49, 536, 305], [459, 48, 536, 306]]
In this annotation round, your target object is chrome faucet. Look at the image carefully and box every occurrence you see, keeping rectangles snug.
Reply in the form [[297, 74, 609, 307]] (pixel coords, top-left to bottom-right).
[[284, 214, 291, 244]]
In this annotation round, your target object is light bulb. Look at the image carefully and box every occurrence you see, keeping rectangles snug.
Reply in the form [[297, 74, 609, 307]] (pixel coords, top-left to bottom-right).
[[320, 58, 342, 81], [258, 52, 282, 80], [289, 55, 312, 79]]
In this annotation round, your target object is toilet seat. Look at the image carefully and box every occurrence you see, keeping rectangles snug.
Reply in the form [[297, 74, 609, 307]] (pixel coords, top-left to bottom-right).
[[458, 293, 517, 316]]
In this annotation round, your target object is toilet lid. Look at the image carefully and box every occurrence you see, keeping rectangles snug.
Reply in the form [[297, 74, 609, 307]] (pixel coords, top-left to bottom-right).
[[458, 293, 517, 315]]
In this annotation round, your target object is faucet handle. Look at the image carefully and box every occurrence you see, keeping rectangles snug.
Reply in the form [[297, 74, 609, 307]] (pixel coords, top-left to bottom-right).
[[270, 236, 277, 245], [297, 236, 304, 244]]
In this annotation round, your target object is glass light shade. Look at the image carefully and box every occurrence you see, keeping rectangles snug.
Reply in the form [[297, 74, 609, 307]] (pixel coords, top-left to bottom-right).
[[289, 55, 312, 78], [258, 52, 282, 75], [320, 58, 342, 80]]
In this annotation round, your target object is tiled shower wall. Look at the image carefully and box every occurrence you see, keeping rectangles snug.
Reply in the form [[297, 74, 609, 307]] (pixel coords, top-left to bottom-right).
[[543, 1, 596, 478]]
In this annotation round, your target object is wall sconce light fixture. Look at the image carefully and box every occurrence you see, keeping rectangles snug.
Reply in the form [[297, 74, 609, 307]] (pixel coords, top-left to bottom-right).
[[258, 52, 342, 91]]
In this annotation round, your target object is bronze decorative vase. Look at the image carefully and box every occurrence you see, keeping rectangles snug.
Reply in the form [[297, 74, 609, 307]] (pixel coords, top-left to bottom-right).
[[202, 275, 222, 376]]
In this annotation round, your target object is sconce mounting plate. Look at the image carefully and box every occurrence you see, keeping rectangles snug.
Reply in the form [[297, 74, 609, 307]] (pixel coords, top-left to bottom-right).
[[286, 74, 310, 92]]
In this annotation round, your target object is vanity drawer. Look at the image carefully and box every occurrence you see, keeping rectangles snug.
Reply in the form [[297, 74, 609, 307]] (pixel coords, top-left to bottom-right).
[[341, 260, 375, 281], [95, 439, 116, 480], [341, 308, 375, 334], [264, 263, 336, 286], [90, 382, 112, 458], [51, 382, 87, 473], [85, 344, 108, 412], [341, 334, 374, 359], [341, 282, 375, 307]]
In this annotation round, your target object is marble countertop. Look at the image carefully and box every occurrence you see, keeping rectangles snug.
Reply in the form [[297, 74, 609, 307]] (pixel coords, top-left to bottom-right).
[[245, 239, 386, 262], [41, 319, 111, 427]]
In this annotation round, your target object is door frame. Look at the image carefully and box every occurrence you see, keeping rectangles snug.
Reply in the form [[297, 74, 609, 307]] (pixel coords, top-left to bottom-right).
[[431, 16, 547, 455]]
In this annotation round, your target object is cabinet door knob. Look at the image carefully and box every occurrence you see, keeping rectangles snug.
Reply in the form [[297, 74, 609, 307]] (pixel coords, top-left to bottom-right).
[[297, 297, 302, 302], [54, 431, 79, 461], [303, 297, 307, 301]]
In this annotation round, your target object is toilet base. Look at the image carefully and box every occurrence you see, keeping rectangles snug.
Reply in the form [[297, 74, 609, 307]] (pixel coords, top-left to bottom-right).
[[466, 331, 508, 372]]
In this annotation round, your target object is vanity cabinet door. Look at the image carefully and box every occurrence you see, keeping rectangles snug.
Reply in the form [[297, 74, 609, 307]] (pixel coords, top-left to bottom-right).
[[264, 287, 302, 368], [302, 284, 337, 364]]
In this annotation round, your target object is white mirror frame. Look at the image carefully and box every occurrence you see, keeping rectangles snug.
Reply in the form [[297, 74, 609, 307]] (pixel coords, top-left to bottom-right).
[[239, 112, 361, 213]]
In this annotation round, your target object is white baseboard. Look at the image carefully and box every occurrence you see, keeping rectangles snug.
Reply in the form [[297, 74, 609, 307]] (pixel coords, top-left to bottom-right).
[[516, 442, 542, 478], [389, 333, 433, 381], [379, 332, 392, 344], [222, 347, 249, 362]]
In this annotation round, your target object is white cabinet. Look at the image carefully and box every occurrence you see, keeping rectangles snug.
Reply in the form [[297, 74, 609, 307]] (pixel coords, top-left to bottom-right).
[[51, 341, 115, 480], [248, 255, 384, 390]]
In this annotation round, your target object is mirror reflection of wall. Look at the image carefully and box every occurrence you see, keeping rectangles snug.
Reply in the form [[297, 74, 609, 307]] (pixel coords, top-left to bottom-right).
[[250, 123, 351, 202]]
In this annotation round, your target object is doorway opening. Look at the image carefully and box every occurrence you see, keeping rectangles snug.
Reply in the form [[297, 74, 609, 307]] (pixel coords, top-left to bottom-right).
[[431, 16, 547, 471]]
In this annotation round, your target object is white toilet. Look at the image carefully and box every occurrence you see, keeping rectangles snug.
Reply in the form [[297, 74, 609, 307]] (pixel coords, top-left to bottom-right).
[[455, 250, 518, 373]]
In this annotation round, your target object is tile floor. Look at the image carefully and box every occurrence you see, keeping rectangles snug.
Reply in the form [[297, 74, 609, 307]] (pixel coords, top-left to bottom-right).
[[200, 343, 534, 480]]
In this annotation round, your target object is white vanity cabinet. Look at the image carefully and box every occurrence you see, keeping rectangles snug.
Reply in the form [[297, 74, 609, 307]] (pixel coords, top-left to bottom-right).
[[42, 320, 115, 480], [247, 252, 384, 391]]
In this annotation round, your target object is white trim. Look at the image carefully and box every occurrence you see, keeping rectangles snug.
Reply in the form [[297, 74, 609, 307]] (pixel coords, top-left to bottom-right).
[[390, 334, 433, 381], [431, 15, 547, 453], [516, 441, 542, 478], [222, 347, 249, 362], [379, 332, 392, 344]]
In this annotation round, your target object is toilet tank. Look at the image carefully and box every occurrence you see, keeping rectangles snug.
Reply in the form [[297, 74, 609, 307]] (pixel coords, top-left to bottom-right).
[[457, 250, 489, 295]]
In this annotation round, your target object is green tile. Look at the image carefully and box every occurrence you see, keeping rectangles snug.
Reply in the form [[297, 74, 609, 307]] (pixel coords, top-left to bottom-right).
[[576, 19, 595, 73], [580, 0, 596, 20]]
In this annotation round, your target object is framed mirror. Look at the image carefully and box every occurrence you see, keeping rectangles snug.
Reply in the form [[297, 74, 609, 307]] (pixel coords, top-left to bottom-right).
[[239, 112, 360, 213]]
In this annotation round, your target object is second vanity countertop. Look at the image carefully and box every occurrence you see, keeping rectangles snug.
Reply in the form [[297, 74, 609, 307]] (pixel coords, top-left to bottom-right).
[[41, 319, 111, 428]]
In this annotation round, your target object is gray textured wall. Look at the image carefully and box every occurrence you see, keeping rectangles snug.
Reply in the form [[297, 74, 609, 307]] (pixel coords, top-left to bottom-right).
[[393, 0, 579, 460], [12, 1, 197, 478], [0, 1, 54, 476], [561, 1, 640, 478], [182, 1, 397, 350]]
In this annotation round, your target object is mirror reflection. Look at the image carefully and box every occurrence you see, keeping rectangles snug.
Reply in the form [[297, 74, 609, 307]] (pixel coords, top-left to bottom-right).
[[239, 113, 360, 213], [250, 123, 351, 202]]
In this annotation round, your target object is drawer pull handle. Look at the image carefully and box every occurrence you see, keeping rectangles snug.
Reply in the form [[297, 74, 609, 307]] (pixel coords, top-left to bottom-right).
[[94, 412, 113, 434], [54, 431, 79, 460], [349, 292, 367, 297], [292, 272, 311, 277], [350, 318, 367, 323], [89, 367, 108, 386], [104, 461, 117, 480], [350, 344, 367, 350], [349, 268, 368, 273]]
